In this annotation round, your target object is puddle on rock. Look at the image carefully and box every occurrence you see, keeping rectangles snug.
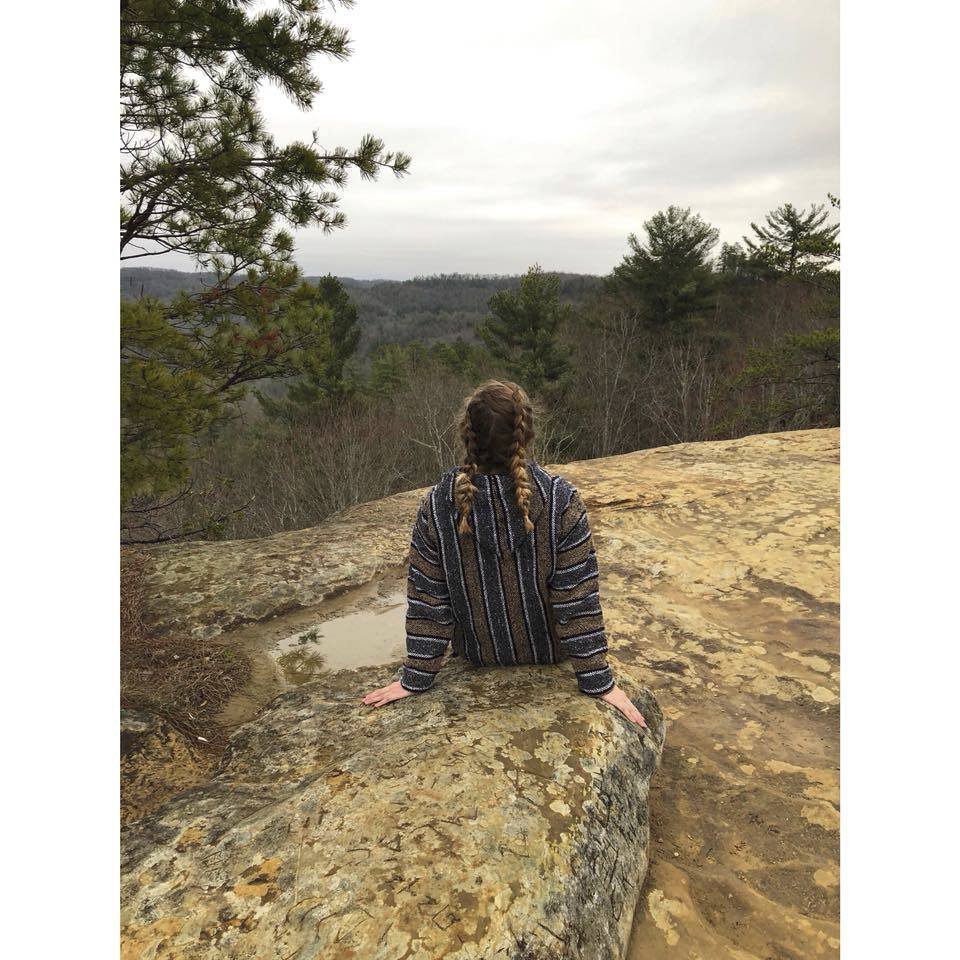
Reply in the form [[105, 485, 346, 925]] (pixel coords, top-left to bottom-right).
[[217, 578, 407, 729], [275, 602, 410, 680]]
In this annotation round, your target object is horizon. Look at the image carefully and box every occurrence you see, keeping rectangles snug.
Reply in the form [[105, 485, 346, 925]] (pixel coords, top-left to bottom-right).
[[119, 264, 608, 284], [139, 0, 839, 282]]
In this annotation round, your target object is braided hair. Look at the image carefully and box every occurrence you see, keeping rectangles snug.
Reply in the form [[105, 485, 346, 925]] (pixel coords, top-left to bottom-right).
[[455, 380, 536, 535], [455, 417, 481, 534], [508, 385, 535, 534]]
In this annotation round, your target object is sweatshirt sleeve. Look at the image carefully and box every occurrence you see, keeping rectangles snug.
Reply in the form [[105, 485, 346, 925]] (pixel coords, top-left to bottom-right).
[[547, 486, 616, 696], [399, 492, 456, 693]]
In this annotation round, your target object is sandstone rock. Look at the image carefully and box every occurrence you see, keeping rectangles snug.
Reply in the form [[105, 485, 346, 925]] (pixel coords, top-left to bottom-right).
[[121, 710, 210, 825], [129, 427, 840, 959], [121, 662, 664, 959], [140, 493, 422, 639]]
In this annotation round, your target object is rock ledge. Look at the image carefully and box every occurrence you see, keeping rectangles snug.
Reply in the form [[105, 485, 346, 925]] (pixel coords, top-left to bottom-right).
[[122, 661, 664, 960]]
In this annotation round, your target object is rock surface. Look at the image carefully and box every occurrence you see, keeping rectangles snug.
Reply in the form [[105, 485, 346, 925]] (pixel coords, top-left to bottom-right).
[[140, 494, 419, 638], [128, 427, 840, 959], [121, 663, 664, 959], [121, 710, 210, 825]]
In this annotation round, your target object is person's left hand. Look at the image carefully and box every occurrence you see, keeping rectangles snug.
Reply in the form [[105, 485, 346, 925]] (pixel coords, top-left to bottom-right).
[[599, 684, 648, 728], [361, 680, 414, 708]]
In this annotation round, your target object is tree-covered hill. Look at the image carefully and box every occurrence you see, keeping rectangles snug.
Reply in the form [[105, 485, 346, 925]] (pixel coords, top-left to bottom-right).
[[120, 267, 604, 355]]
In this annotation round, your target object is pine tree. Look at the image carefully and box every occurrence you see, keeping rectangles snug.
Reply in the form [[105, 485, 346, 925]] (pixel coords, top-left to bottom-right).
[[476, 265, 573, 395], [121, 270, 349, 510], [716, 240, 780, 283], [257, 275, 361, 420], [717, 242, 748, 279], [743, 202, 840, 278], [120, 1, 409, 529], [608, 206, 719, 331], [120, 0, 410, 273], [367, 343, 416, 398]]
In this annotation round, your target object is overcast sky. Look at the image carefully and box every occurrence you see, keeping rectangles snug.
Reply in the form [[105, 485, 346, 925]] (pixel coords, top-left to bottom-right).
[[183, 0, 841, 280]]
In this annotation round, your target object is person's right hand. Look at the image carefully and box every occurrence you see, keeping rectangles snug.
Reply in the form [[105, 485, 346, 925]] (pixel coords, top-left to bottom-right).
[[599, 685, 648, 729], [361, 680, 414, 708]]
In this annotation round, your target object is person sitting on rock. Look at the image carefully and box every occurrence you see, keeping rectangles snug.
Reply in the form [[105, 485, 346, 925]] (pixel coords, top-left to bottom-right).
[[361, 379, 647, 729]]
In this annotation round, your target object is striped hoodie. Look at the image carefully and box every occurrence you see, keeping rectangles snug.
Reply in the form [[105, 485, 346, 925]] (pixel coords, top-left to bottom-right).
[[399, 459, 616, 696]]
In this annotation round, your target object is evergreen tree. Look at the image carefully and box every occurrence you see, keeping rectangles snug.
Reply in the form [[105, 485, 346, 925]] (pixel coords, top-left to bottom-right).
[[716, 240, 780, 284], [743, 202, 840, 278], [434, 338, 490, 380], [365, 339, 491, 398], [120, 1, 410, 530], [476, 265, 573, 395], [258, 275, 361, 419], [121, 0, 410, 273], [122, 269, 344, 509], [608, 206, 719, 331], [367, 343, 416, 398]]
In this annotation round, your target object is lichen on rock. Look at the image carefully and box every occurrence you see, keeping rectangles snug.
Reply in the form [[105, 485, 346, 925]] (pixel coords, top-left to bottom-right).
[[121, 661, 664, 959], [120, 709, 210, 825]]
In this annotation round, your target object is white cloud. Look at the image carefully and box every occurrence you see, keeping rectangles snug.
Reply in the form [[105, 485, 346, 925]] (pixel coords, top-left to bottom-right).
[[176, 0, 841, 279]]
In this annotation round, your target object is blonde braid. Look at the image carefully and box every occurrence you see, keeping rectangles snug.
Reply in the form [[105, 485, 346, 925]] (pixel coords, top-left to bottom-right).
[[508, 387, 535, 533], [455, 418, 481, 535]]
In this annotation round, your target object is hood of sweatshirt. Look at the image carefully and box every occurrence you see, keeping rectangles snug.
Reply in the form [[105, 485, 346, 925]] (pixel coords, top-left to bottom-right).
[[437, 460, 551, 557]]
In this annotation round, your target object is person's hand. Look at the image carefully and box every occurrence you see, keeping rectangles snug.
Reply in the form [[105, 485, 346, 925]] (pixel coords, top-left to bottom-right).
[[599, 685, 647, 729], [361, 680, 414, 708]]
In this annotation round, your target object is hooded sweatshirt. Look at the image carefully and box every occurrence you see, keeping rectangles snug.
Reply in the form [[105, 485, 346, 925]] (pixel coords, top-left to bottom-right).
[[399, 459, 616, 696]]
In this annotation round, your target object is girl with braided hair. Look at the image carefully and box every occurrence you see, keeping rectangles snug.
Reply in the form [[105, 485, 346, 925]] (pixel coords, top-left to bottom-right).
[[362, 380, 646, 729]]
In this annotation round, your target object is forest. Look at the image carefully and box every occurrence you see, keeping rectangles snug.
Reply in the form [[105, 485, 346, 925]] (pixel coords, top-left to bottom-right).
[[120, 1, 839, 544], [121, 268, 605, 357]]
